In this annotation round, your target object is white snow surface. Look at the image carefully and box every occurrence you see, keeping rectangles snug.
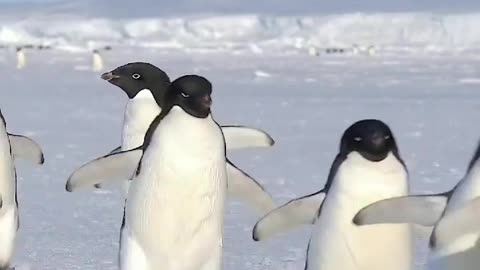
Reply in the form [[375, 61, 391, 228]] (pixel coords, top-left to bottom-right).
[[1, 12, 480, 53], [1, 48, 480, 269]]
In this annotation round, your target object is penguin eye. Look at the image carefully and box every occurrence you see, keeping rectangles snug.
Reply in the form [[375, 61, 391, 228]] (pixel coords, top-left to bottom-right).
[[354, 137, 362, 142], [384, 135, 391, 140], [132, 73, 141, 80], [181, 92, 190, 98]]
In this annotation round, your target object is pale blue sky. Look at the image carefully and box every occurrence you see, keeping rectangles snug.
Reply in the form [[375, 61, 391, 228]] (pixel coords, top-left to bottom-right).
[[0, 0, 478, 16]]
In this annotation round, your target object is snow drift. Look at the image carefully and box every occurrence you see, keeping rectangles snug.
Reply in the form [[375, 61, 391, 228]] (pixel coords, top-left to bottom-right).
[[0, 12, 479, 53]]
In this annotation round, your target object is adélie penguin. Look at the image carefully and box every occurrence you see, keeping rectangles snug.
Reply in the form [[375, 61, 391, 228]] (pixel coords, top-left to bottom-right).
[[67, 62, 276, 214], [0, 110, 45, 270], [354, 140, 480, 270], [90, 75, 226, 270], [253, 119, 413, 270], [16, 47, 26, 70]]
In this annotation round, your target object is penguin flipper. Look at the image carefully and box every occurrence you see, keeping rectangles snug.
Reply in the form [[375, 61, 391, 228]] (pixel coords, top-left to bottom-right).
[[226, 160, 275, 215], [66, 148, 142, 192], [252, 191, 325, 241], [431, 197, 480, 249], [108, 146, 122, 155], [353, 194, 448, 226], [221, 126, 274, 150], [8, 134, 45, 165]]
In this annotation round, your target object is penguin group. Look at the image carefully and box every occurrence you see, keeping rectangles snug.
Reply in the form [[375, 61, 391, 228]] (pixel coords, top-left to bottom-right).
[[8, 45, 109, 71], [308, 44, 376, 56], [1, 61, 480, 270]]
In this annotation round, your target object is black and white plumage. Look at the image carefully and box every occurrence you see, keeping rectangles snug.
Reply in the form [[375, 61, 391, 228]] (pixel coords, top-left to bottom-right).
[[354, 139, 480, 270], [253, 119, 413, 270], [68, 62, 275, 214], [108, 75, 226, 270], [0, 109, 44, 270]]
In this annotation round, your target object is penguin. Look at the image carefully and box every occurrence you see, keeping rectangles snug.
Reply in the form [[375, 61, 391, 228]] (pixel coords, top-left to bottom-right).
[[431, 196, 480, 250], [352, 44, 360, 55], [353, 139, 480, 270], [68, 62, 275, 214], [367, 45, 376, 56], [0, 109, 45, 270], [92, 49, 104, 72], [15, 47, 26, 70], [308, 47, 319, 56], [253, 119, 413, 270], [76, 75, 227, 270]]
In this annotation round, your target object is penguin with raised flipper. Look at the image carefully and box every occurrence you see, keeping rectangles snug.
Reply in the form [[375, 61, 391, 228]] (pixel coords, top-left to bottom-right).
[[253, 119, 413, 270], [354, 139, 480, 270], [0, 109, 45, 270], [68, 62, 276, 214]]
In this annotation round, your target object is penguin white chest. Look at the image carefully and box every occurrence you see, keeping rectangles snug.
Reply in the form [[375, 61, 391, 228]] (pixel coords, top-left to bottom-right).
[[0, 128, 16, 205], [126, 107, 227, 269], [92, 53, 104, 72], [122, 90, 161, 150], [16, 51, 26, 70], [307, 152, 413, 270]]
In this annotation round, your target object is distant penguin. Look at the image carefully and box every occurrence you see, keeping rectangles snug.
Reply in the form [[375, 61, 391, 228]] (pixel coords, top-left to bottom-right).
[[66, 62, 276, 214], [77, 75, 228, 270], [92, 50, 104, 72], [0, 109, 45, 270], [16, 47, 26, 70], [308, 46, 319, 56], [367, 45, 376, 56], [352, 44, 360, 55], [253, 119, 413, 270], [354, 140, 480, 270]]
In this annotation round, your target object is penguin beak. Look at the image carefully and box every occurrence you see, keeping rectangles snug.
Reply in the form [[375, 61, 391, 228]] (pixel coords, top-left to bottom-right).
[[200, 95, 212, 110], [370, 133, 386, 150], [101, 72, 120, 82]]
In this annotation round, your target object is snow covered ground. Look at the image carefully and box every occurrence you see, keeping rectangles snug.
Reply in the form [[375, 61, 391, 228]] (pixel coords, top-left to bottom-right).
[[0, 48, 479, 269]]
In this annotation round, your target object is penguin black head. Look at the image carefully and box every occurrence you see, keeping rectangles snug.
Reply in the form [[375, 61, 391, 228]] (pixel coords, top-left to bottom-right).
[[164, 75, 213, 118], [340, 119, 398, 162], [101, 62, 171, 103]]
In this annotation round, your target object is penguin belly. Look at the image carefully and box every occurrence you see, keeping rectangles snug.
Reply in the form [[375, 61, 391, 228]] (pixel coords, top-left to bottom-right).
[[124, 109, 227, 270], [307, 153, 413, 270], [121, 91, 160, 151], [0, 132, 17, 269], [120, 91, 160, 195], [0, 206, 17, 269], [120, 225, 149, 270]]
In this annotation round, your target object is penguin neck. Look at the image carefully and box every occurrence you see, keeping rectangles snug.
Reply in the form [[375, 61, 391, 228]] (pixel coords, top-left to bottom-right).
[[147, 106, 217, 149], [142, 105, 223, 175], [122, 89, 161, 150], [333, 151, 408, 196]]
